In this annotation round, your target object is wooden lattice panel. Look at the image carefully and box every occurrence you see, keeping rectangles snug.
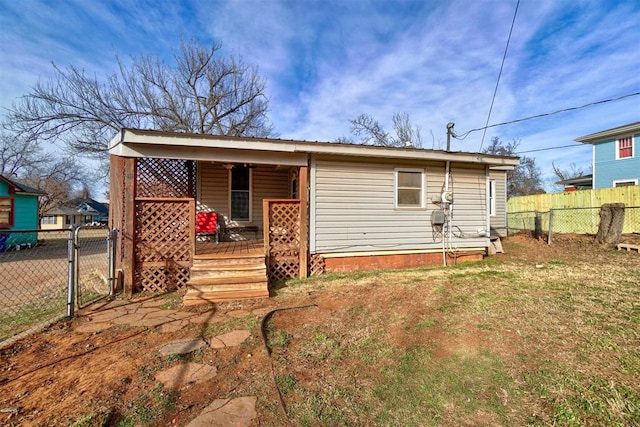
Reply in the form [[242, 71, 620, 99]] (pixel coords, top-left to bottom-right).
[[137, 158, 196, 198], [266, 200, 301, 282], [134, 199, 194, 292], [135, 266, 190, 292], [309, 254, 325, 276]]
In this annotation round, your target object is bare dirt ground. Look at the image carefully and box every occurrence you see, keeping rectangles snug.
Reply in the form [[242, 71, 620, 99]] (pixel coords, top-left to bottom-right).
[[0, 233, 638, 426]]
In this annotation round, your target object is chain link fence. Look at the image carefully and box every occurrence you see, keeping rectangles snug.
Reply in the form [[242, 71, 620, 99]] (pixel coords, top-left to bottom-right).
[[0, 226, 116, 344], [507, 206, 640, 242]]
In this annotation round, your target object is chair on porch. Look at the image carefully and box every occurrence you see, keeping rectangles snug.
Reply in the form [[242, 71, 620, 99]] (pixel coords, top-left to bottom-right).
[[196, 211, 220, 243]]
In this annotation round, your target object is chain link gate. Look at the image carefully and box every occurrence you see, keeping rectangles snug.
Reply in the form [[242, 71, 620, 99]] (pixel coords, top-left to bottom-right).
[[73, 225, 115, 309]]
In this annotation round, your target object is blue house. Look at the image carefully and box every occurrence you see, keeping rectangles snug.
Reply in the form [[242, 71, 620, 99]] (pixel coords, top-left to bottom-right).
[[0, 175, 46, 251], [575, 122, 640, 189]]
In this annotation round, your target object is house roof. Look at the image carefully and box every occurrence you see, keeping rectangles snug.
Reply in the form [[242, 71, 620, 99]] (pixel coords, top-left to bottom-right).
[[44, 197, 109, 216], [555, 174, 593, 186], [575, 121, 640, 144], [109, 128, 520, 169], [0, 175, 46, 196]]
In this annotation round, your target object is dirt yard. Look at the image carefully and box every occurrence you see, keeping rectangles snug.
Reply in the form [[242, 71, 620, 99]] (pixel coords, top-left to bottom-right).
[[1, 234, 638, 426]]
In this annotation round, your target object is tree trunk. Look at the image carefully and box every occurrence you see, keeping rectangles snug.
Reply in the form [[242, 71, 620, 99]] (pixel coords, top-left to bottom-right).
[[594, 203, 626, 246]]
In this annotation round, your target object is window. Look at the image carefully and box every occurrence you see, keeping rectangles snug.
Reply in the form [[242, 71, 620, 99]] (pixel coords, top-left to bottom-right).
[[617, 136, 634, 159], [395, 169, 424, 208], [488, 180, 496, 216], [41, 216, 57, 225], [0, 197, 14, 227], [613, 179, 637, 187], [230, 165, 251, 220]]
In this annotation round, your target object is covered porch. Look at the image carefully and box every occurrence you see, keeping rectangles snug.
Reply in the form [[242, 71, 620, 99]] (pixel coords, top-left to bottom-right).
[[109, 130, 309, 301]]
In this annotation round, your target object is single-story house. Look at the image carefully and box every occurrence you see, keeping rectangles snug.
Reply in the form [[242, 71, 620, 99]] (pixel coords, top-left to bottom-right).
[[41, 197, 109, 230], [0, 175, 46, 251], [575, 121, 639, 188], [108, 128, 519, 303]]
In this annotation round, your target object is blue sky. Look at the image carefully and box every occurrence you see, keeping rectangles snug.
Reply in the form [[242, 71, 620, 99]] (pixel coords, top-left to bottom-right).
[[1, 0, 639, 189]]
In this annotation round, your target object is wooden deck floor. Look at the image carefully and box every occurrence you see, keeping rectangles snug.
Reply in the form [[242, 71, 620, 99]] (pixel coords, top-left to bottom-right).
[[195, 240, 265, 258]]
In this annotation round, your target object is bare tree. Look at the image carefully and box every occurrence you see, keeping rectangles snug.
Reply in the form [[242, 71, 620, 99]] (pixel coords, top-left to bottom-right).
[[551, 161, 589, 182], [20, 157, 89, 217], [348, 112, 422, 148], [7, 39, 273, 157], [0, 130, 46, 177], [482, 137, 545, 197]]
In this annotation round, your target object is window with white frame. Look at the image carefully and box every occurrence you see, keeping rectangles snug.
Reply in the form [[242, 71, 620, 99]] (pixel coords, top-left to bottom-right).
[[617, 136, 634, 159], [613, 179, 637, 187], [395, 169, 424, 208], [230, 165, 251, 220], [0, 197, 14, 227], [41, 216, 57, 225], [488, 180, 496, 216]]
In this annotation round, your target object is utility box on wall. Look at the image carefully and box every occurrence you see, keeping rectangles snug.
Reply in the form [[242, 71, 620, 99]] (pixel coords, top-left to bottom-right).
[[431, 209, 446, 226]]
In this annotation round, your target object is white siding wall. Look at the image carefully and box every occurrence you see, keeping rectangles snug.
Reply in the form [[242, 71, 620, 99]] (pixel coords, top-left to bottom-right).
[[489, 169, 508, 236], [312, 159, 489, 253], [198, 162, 289, 230]]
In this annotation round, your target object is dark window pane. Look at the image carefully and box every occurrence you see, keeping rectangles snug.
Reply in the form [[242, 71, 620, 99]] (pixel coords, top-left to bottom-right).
[[232, 166, 250, 191]]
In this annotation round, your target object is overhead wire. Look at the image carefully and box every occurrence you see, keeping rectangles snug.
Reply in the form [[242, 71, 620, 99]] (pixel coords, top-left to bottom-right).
[[454, 91, 640, 141], [479, 0, 520, 151]]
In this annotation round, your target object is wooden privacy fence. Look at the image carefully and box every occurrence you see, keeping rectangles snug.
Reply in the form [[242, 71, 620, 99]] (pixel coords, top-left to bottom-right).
[[263, 199, 307, 282], [135, 198, 194, 292], [507, 187, 640, 212]]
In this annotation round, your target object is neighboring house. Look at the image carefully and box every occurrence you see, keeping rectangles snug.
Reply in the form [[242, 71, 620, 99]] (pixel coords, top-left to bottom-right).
[[575, 122, 640, 189], [41, 197, 109, 230], [555, 174, 593, 192], [0, 175, 46, 251], [108, 128, 519, 300]]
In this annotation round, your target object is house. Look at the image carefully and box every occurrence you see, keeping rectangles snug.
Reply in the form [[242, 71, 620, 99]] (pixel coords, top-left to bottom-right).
[[41, 197, 109, 230], [575, 121, 640, 189], [555, 174, 593, 191], [0, 175, 46, 251], [108, 128, 519, 303]]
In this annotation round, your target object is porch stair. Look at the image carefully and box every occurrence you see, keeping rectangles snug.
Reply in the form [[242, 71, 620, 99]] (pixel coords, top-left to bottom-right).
[[184, 250, 269, 305]]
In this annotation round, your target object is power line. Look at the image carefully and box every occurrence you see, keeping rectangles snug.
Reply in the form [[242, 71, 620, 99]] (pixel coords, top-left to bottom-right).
[[516, 144, 584, 154], [455, 91, 640, 140], [479, 0, 520, 151]]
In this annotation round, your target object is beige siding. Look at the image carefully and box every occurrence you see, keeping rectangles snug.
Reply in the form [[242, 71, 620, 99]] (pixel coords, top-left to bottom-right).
[[198, 162, 290, 231], [448, 165, 488, 247], [489, 169, 507, 236], [312, 160, 489, 253]]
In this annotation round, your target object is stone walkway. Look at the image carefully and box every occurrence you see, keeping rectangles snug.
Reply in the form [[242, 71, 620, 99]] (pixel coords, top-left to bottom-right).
[[75, 296, 262, 426]]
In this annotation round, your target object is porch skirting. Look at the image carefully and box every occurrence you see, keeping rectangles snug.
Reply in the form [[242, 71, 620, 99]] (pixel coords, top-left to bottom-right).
[[314, 248, 485, 273]]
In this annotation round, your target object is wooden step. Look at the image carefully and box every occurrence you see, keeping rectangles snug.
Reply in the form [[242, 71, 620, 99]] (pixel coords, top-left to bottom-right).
[[183, 287, 269, 305], [192, 256, 265, 268], [187, 282, 268, 293], [189, 266, 266, 280], [188, 274, 268, 287]]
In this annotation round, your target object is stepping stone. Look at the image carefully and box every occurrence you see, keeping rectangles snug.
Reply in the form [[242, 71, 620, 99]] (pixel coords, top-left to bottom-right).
[[158, 320, 188, 333], [73, 321, 113, 334], [155, 363, 218, 390], [158, 338, 207, 356], [210, 330, 251, 349], [186, 396, 257, 427]]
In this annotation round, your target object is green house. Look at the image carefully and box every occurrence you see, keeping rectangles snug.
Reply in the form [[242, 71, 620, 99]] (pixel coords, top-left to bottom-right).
[[0, 175, 46, 251]]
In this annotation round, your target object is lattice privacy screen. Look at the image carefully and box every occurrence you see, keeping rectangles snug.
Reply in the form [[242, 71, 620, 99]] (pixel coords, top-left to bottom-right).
[[134, 199, 193, 292], [266, 200, 301, 282], [137, 158, 196, 198]]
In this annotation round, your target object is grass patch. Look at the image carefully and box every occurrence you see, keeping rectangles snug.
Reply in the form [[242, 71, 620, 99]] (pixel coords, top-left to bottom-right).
[[374, 348, 514, 426]]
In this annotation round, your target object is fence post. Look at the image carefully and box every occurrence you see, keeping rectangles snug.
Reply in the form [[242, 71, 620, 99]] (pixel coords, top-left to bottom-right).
[[66, 225, 77, 317], [108, 228, 117, 295], [548, 209, 554, 245], [534, 210, 542, 239]]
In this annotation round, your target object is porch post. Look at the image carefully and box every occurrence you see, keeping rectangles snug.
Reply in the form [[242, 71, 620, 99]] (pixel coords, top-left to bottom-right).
[[299, 165, 309, 279], [123, 157, 136, 297]]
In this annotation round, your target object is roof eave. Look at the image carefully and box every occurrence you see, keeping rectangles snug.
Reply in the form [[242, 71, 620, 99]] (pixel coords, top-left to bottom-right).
[[575, 121, 640, 144]]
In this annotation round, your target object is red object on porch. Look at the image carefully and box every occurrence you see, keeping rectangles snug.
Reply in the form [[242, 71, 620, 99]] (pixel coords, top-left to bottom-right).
[[196, 212, 219, 242]]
